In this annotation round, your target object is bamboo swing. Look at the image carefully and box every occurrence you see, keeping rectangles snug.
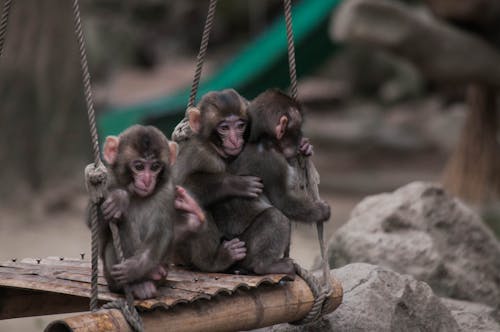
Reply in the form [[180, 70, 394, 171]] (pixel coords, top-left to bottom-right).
[[0, 0, 343, 331]]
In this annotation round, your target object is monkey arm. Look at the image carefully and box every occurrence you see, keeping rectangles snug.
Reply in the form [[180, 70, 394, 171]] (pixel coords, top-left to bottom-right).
[[184, 172, 262, 206], [235, 146, 329, 224]]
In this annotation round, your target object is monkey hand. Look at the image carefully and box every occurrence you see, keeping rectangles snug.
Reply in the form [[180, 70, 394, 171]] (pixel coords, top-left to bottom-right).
[[299, 137, 314, 157], [111, 258, 142, 285], [227, 175, 264, 198], [221, 238, 247, 263], [175, 186, 206, 225], [313, 200, 331, 223], [102, 189, 129, 221]]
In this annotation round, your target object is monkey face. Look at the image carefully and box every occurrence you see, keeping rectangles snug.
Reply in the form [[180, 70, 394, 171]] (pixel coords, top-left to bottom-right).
[[216, 115, 247, 157], [128, 158, 164, 197]]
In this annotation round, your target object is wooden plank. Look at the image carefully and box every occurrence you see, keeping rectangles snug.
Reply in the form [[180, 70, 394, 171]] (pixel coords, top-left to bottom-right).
[[45, 274, 343, 332], [0, 259, 292, 319]]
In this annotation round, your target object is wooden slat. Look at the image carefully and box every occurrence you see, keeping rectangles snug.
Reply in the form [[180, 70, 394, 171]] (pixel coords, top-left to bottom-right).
[[0, 258, 291, 320]]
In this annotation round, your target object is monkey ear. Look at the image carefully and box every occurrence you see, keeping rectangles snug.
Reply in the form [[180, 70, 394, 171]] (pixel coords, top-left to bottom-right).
[[103, 136, 119, 165], [168, 141, 178, 166], [188, 107, 201, 133], [275, 116, 288, 140]]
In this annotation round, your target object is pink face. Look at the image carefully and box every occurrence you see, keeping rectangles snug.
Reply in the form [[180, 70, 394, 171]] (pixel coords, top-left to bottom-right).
[[129, 159, 163, 197], [216, 115, 247, 157]]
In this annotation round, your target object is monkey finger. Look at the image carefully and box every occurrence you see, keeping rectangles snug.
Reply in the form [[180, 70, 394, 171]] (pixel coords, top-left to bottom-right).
[[232, 252, 246, 260], [250, 187, 263, 195], [233, 247, 247, 255], [251, 181, 264, 189], [224, 238, 243, 246], [175, 185, 187, 196], [229, 241, 246, 249], [102, 202, 116, 215], [305, 145, 314, 156], [247, 176, 262, 183]]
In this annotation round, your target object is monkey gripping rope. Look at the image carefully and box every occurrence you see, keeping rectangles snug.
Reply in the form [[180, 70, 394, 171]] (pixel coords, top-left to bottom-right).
[[73, 0, 143, 330], [283, 0, 333, 325]]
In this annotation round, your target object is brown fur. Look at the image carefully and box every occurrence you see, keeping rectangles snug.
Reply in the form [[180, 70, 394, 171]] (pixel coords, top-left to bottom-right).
[[212, 89, 330, 277], [91, 125, 177, 299]]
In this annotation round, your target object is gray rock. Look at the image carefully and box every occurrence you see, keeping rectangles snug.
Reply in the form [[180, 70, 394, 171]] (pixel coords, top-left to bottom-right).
[[328, 182, 500, 307], [330, 0, 500, 88], [257, 263, 459, 332], [441, 298, 500, 332]]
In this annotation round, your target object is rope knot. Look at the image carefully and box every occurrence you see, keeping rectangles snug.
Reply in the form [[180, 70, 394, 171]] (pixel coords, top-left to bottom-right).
[[291, 262, 333, 326], [85, 162, 108, 203]]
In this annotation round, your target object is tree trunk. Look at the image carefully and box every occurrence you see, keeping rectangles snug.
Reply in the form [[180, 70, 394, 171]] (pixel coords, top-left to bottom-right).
[[0, 0, 91, 203], [442, 85, 500, 203]]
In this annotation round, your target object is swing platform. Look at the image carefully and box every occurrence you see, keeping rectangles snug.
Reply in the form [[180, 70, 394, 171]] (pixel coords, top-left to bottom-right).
[[0, 257, 342, 332]]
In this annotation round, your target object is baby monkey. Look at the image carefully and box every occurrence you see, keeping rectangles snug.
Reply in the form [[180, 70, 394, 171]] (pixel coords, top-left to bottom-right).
[[95, 125, 205, 299]]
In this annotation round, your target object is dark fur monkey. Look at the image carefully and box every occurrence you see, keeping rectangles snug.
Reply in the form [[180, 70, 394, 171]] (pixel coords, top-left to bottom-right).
[[94, 125, 205, 299], [212, 89, 330, 278], [173, 89, 263, 272]]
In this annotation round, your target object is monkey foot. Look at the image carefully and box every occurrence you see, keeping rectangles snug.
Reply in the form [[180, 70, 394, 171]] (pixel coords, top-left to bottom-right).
[[130, 281, 158, 300]]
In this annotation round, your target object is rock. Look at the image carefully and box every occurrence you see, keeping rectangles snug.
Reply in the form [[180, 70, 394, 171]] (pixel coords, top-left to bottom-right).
[[330, 0, 500, 88], [256, 263, 460, 332], [328, 182, 500, 307], [441, 298, 500, 332]]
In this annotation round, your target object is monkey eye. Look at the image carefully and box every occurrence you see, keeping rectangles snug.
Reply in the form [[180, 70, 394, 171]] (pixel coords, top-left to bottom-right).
[[150, 161, 162, 172], [236, 121, 246, 130], [132, 161, 145, 172], [218, 123, 230, 132]]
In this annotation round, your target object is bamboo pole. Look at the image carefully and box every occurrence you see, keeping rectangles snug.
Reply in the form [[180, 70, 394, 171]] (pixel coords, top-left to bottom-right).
[[45, 273, 343, 332]]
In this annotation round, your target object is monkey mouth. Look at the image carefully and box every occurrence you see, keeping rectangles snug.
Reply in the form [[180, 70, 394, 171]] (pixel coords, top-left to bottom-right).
[[224, 146, 242, 156], [134, 186, 154, 197]]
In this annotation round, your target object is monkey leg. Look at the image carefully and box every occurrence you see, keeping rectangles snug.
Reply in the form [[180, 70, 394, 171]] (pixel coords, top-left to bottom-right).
[[239, 208, 295, 278]]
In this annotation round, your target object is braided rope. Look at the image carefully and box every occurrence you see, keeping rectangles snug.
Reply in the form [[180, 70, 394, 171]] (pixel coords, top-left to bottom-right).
[[107, 222, 144, 332], [71, 0, 102, 313], [291, 263, 332, 325], [283, 0, 333, 325], [72, 0, 100, 166], [73, 3, 141, 330], [103, 299, 143, 332], [187, 0, 218, 109], [283, 0, 298, 100], [0, 0, 12, 57]]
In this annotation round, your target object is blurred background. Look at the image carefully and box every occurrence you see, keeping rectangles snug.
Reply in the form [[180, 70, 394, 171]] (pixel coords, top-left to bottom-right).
[[1, 0, 499, 329]]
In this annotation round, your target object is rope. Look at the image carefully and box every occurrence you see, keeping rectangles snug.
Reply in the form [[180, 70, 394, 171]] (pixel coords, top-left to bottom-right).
[[291, 263, 332, 325], [283, 0, 333, 325], [73, 2, 142, 330], [72, 0, 100, 166], [187, 0, 218, 109], [283, 0, 298, 100], [0, 0, 12, 57], [105, 221, 144, 332], [72, 0, 101, 313], [103, 299, 143, 332]]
